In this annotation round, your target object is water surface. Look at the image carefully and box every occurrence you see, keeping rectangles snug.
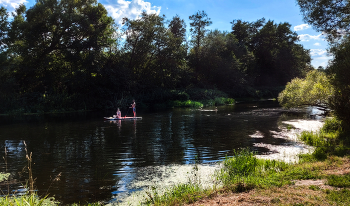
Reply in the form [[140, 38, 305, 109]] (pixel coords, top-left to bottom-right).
[[0, 101, 321, 204]]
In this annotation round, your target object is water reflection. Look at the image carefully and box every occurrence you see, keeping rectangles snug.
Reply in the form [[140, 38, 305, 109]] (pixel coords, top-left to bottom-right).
[[0, 102, 322, 204]]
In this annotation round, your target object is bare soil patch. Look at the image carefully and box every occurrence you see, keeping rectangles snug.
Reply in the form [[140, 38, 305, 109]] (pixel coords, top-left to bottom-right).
[[186, 186, 331, 206]]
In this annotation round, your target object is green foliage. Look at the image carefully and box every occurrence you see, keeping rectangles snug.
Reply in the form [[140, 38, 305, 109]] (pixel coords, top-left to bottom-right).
[[309, 185, 321, 191], [298, 118, 350, 159], [218, 148, 292, 189], [250, 20, 312, 87], [297, 1, 350, 128], [172, 100, 203, 108], [0, 3, 312, 113], [326, 189, 350, 205], [0, 172, 10, 182], [297, 0, 350, 40], [321, 117, 343, 133], [186, 88, 228, 101], [225, 98, 235, 104], [145, 183, 206, 205], [0, 194, 57, 206], [278, 70, 333, 109], [189, 10, 212, 75], [327, 174, 350, 188], [222, 148, 258, 177], [298, 131, 326, 147], [327, 36, 350, 126]]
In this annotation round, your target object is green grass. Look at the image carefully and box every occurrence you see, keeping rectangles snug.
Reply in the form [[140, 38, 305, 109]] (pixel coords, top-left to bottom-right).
[[144, 183, 212, 206], [326, 189, 350, 205], [0, 195, 104, 206], [298, 117, 350, 159], [145, 148, 326, 205], [172, 100, 204, 108], [0, 194, 57, 206], [217, 148, 326, 190], [327, 173, 350, 187]]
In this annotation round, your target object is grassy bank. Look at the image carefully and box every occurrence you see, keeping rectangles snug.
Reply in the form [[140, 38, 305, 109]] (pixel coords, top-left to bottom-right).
[[141, 117, 350, 206]]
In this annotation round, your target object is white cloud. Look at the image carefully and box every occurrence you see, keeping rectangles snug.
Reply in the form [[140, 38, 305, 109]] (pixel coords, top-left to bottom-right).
[[104, 0, 161, 25], [310, 49, 327, 56], [314, 42, 320, 46], [294, 24, 310, 31], [298, 34, 323, 41], [310, 49, 333, 68], [312, 56, 333, 68], [0, 0, 27, 9]]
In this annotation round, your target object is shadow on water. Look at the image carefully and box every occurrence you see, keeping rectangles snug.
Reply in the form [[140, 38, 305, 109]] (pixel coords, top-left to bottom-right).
[[0, 101, 323, 204]]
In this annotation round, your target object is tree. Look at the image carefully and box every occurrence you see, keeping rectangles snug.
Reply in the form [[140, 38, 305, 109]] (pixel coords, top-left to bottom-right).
[[0, 6, 8, 53], [297, 0, 350, 124], [250, 20, 311, 86], [0, 6, 8, 69], [327, 35, 350, 123], [278, 70, 333, 113], [123, 13, 189, 90], [231, 18, 265, 48], [297, 0, 350, 40], [123, 12, 167, 89], [6, 0, 115, 110], [197, 30, 246, 91], [169, 15, 187, 44], [189, 10, 212, 75]]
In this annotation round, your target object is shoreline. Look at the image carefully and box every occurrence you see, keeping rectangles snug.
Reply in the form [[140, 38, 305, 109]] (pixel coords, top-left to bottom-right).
[[110, 118, 324, 206]]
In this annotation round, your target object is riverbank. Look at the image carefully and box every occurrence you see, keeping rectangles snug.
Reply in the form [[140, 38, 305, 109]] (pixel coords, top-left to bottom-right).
[[128, 117, 350, 206], [1, 106, 343, 206], [105, 118, 325, 205], [185, 154, 350, 205]]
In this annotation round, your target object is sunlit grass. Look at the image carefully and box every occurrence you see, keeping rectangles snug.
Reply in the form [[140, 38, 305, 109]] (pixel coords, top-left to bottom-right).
[[325, 188, 350, 205], [0, 194, 57, 206], [144, 183, 213, 206], [0, 173, 10, 182], [327, 173, 350, 187], [172, 100, 203, 108]]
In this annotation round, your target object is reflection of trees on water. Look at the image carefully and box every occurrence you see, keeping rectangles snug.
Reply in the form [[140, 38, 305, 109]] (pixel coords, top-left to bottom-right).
[[0, 120, 128, 204]]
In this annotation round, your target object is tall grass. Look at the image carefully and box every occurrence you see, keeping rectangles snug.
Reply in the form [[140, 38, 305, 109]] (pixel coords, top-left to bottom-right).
[[0, 194, 56, 206], [298, 117, 348, 159], [0, 141, 59, 206], [217, 148, 292, 191], [144, 183, 210, 206]]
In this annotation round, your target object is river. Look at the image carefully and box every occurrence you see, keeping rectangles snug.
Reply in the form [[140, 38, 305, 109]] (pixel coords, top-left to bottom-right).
[[0, 101, 323, 205]]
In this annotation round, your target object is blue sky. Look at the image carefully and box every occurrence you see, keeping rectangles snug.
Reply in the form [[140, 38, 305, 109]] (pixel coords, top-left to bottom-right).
[[0, 0, 332, 68]]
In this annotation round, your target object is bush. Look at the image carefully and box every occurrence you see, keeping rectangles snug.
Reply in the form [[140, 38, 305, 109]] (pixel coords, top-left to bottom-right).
[[218, 148, 289, 187], [321, 117, 343, 133]]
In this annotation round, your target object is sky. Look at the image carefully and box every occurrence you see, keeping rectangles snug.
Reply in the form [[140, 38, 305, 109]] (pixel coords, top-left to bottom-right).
[[0, 0, 332, 68]]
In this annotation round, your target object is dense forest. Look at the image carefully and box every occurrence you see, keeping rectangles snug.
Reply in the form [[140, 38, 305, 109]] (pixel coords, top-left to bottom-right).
[[0, 0, 313, 113]]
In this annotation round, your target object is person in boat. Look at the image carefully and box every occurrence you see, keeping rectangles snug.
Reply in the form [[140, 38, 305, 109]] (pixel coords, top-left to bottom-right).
[[116, 108, 121, 119], [131, 100, 136, 117]]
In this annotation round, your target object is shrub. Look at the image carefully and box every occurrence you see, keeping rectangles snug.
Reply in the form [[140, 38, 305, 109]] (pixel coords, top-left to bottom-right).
[[321, 117, 342, 133]]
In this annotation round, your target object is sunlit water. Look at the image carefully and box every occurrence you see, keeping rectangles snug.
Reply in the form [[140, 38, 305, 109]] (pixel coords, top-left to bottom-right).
[[0, 102, 324, 205]]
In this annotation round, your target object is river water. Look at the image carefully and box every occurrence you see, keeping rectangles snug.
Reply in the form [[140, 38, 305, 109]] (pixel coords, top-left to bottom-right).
[[0, 101, 323, 205]]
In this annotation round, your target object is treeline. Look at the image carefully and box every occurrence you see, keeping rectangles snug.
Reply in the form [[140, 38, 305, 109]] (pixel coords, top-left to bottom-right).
[[0, 0, 312, 113]]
